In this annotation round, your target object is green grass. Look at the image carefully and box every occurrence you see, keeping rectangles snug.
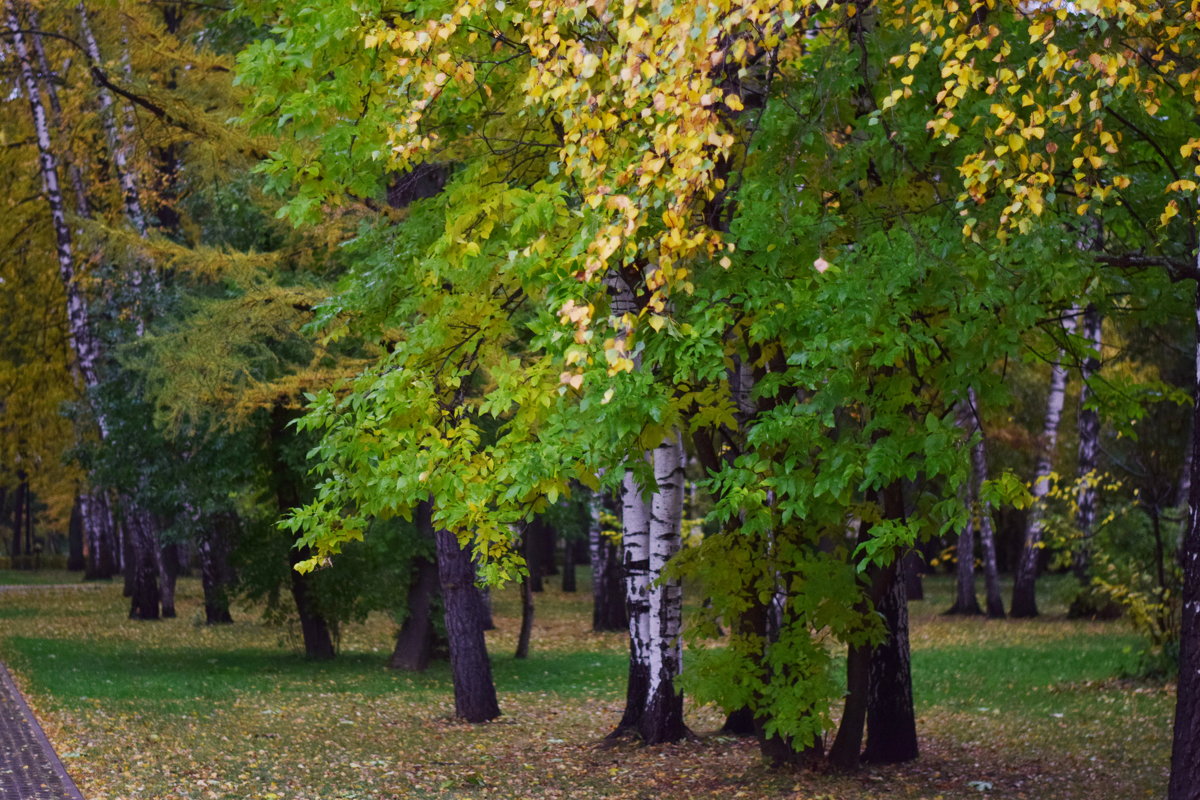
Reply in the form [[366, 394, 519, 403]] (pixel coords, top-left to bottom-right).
[[0, 568, 89, 586], [0, 571, 1174, 800]]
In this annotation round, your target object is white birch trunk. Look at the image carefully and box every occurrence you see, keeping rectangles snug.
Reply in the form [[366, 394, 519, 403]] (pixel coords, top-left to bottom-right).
[[1012, 314, 1077, 617], [77, 2, 148, 237], [614, 465, 652, 734], [6, 0, 104, 402], [640, 431, 686, 743], [27, 6, 90, 218]]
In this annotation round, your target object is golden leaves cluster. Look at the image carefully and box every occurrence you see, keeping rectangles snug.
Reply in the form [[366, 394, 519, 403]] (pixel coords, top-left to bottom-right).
[[363, 0, 809, 354], [895, 0, 1200, 231]]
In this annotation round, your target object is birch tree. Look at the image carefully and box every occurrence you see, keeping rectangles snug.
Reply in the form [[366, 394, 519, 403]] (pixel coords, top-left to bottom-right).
[[1012, 320, 1075, 619]]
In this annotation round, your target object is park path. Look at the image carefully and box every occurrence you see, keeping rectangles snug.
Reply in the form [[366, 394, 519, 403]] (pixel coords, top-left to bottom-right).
[[0, 663, 87, 799]]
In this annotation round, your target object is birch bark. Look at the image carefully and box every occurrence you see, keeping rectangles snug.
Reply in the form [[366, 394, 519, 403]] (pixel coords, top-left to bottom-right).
[[1012, 316, 1076, 618], [639, 432, 687, 744], [612, 466, 652, 735]]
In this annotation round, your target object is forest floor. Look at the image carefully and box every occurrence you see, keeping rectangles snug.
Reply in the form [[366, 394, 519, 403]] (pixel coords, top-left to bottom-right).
[[0, 570, 1173, 800]]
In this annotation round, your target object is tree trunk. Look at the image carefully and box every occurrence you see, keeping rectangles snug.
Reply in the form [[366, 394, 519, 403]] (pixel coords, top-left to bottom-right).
[[11, 479, 25, 561], [1012, 322, 1074, 618], [527, 517, 546, 592], [515, 575, 534, 659], [128, 509, 161, 620], [389, 500, 438, 670], [1168, 280, 1200, 800], [968, 388, 1005, 618], [1072, 304, 1102, 587], [562, 538, 577, 592], [67, 495, 85, 571], [159, 542, 180, 618], [721, 706, 757, 736], [901, 551, 924, 601], [829, 639, 872, 771], [288, 545, 336, 659], [477, 586, 495, 631], [591, 492, 627, 632], [830, 482, 919, 770], [23, 482, 33, 558], [947, 401, 982, 615], [542, 519, 558, 577], [639, 433, 687, 745], [434, 525, 500, 722], [390, 557, 439, 670], [863, 514, 919, 763], [81, 490, 116, 580], [612, 466, 652, 737], [198, 518, 235, 625]]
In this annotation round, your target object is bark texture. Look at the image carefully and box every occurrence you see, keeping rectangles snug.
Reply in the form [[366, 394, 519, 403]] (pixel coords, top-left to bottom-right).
[[613, 466, 652, 736], [198, 519, 235, 625], [127, 509, 161, 620], [435, 526, 500, 722], [1168, 284, 1200, 800], [1012, 321, 1074, 618], [863, 564, 918, 763], [288, 545, 336, 660], [947, 400, 982, 615], [639, 433, 687, 745], [590, 492, 627, 632], [1072, 304, 1102, 587], [968, 388, 1006, 618], [389, 501, 438, 671]]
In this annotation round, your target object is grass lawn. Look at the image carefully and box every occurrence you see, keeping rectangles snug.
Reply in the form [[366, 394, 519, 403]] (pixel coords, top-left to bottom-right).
[[0, 572, 1173, 799], [0, 568, 93, 586]]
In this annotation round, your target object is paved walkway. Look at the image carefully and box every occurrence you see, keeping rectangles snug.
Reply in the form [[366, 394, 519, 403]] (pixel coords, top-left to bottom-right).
[[0, 663, 85, 800]]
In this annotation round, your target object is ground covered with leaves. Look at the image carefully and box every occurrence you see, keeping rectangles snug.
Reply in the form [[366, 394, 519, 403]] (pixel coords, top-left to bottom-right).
[[0, 572, 1173, 799]]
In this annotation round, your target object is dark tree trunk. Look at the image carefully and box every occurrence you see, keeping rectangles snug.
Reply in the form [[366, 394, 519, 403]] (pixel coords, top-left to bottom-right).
[[863, 483, 919, 763], [435, 525, 500, 722], [270, 404, 335, 659], [198, 519, 235, 625], [1168, 280, 1200, 800], [902, 550, 924, 601], [591, 495, 627, 632], [561, 538, 577, 592], [128, 510, 161, 620], [122, 511, 136, 598], [948, 400, 982, 615], [159, 542, 179, 618], [863, 562, 918, 763], [478, 586, 495, 631], [389, 501, 438, 671], [721, 706, 757, 736], [515, 575, 534, 659], [11, 478, 25, 561], [528, 517, 546, 592], [828, 642, 872, 771], [289, 546, 336, 659], [542, 519, 558, 577], [67, 495, 85, 571], [23, 483, 33, 557]]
